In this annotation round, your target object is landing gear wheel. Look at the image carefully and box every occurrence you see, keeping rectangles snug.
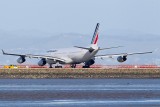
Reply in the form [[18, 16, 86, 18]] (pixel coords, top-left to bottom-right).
[[49, 64, 53, 68], [82, 65, 90, 68], [70, 64, 76, 68], [55, 66, 63, 68]]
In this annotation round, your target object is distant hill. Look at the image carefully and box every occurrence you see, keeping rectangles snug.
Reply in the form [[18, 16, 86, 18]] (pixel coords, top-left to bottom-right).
[[0, 30, 159, 65]]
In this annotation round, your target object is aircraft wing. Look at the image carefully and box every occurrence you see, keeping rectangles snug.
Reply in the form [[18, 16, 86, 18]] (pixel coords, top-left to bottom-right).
[[95, 51, 153, 58], [98, 46, 123, 50], [2, 50, 66, 62]]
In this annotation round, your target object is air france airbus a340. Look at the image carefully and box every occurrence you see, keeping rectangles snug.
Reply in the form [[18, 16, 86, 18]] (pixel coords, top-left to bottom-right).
[[2, 23, 152, 68]]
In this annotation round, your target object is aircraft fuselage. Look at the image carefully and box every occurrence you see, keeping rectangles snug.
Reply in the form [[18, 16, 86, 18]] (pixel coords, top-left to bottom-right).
[[46, 47, 99, 64]]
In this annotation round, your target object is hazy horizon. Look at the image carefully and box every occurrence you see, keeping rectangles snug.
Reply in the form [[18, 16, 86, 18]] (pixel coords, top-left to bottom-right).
[[0, 0, 159, 65]]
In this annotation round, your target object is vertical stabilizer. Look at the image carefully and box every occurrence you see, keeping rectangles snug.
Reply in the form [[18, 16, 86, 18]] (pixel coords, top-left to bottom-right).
[[91, 23, 99, 45]]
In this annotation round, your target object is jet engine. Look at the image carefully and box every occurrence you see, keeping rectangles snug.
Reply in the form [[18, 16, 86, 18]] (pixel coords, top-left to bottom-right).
[[38, 58, 47, 66], [117, 56, 127, 62], [17, 56, 26, 64], [85, 59, 95, 66]]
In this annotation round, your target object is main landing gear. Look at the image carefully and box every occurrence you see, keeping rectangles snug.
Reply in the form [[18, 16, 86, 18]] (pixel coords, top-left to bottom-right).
[[55, 66, 63, 68], [48, 63, 91, 68], [82, 65, 90, 68], [70, 64, 76, 68], [49, 64, 62, 68], [49, 64, 77, 68], [49, 64, 53, 68]]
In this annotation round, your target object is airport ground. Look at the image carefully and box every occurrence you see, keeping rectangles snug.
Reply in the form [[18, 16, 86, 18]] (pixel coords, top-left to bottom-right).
[[0, 68, 160, 79]]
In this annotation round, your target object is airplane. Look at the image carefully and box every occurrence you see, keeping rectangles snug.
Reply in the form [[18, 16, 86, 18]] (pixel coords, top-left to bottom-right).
[[2, 23, 153, 68]]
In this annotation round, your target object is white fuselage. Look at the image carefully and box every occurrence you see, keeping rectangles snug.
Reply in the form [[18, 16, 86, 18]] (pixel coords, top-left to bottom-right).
[[46, 45, 99, 65]]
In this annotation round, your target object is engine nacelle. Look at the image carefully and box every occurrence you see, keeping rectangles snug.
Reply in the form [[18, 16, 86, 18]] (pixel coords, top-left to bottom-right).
[[38, 59, 47, 66], [85, 59, 95, 66], [117, 56, 127, 62], [17, 56, 26, 64]]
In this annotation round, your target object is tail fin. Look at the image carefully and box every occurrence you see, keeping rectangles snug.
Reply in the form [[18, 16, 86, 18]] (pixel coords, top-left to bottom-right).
[[91, 23, 99, 45]]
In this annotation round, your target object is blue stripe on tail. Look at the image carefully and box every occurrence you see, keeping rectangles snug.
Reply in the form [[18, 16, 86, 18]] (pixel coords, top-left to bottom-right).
[[91, 23, 100, 44]]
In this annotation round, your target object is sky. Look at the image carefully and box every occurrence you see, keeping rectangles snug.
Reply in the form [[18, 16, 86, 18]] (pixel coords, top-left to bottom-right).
[[0, 0, 159, 65]]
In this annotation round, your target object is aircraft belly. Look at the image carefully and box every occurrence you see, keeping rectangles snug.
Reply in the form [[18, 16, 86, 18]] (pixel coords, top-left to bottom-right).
[[69, 53, 84, 63], [46, 59, 56, 64], [82, 50, 98, 62], [70, 56, 82, 63], [70, 50, 98, 63]]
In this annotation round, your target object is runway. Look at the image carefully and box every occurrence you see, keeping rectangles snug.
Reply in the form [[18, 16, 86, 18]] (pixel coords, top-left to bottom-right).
[[0, 79, 160, 107], [0, 68, 160, 78]]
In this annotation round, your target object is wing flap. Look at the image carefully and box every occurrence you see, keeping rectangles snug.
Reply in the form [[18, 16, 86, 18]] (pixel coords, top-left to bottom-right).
[[95, 51, 153, 58], [26, 54, 66, 62], [99, 46, 123, 50], [2, 50, 66, 62], [2, 49, 26, 56]]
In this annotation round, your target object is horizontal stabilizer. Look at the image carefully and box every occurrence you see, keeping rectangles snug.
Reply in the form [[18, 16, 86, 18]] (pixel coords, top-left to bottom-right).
[[74, 46, 94, 52], [74, 46, 91, 50], [74, 46, 123, 51]]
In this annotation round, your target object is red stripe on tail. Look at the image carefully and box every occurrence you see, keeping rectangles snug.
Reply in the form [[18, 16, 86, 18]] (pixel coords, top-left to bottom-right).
[[93, 34, 98, 44]]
